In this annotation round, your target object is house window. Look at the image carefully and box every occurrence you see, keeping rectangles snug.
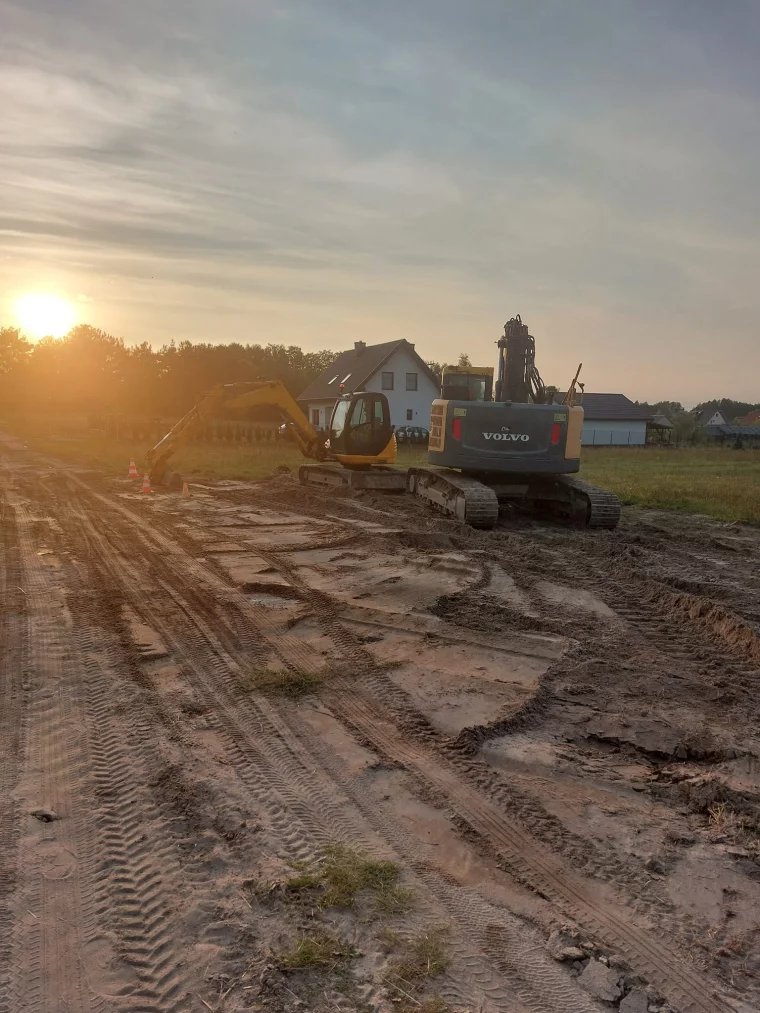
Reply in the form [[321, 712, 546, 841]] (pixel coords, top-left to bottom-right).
[[311, 409, 320, 426], [381, 371, 394, 390], [327, 375, 339, 385], [406, 409, 413, 421], [406, 372, 418, 391], [341, 373, 352, 384]]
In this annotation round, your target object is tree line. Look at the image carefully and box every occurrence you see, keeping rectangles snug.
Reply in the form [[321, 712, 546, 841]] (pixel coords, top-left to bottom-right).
[[0, 325, 338, 418], [1, 323, 755, 429]]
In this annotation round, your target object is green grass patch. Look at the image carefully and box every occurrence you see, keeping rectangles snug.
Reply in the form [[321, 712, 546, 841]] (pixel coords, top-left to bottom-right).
[[0, 411, 427, 481], [580, 447, 760, 524], [241, 667, 327, 699], [283, 844, 413, 915], [277, 930, 357, 971], [7, 413, 758, 525]]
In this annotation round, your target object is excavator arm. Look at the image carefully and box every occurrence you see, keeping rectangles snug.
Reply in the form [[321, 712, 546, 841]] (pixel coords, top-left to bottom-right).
[[145, 380, 327, 483]]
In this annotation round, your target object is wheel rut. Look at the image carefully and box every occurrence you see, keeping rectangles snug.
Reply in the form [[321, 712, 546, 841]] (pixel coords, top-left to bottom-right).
[[65, 476, 741, 1013]]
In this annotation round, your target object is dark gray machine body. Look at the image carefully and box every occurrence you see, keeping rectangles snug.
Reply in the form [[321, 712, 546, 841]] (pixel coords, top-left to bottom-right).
[[427, 400, 582, 475]]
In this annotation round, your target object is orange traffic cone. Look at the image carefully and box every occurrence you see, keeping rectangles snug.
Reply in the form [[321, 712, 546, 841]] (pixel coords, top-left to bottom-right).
[[140, 473, 152, 494], [181, 482, 190, 498], [128, 458, 139, 479]]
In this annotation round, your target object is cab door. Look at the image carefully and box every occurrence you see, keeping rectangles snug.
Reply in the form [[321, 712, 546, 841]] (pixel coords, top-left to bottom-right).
[[329, 393, 392, 459]]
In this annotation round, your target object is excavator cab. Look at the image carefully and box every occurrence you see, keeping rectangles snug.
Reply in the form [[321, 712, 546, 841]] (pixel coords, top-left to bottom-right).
[[328, 393, 392, 461]]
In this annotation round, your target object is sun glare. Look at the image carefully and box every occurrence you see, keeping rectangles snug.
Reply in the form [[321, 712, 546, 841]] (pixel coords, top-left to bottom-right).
[[14, 292, 77, 339]]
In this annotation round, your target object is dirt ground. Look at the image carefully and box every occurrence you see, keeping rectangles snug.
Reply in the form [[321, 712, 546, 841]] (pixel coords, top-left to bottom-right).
[[1, 437, 760, 1013]]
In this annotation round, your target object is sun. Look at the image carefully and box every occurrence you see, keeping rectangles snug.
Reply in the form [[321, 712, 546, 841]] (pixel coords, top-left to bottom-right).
[[14, 292, 77, 339]]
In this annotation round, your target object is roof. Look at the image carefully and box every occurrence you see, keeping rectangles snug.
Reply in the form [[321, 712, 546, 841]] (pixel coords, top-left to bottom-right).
[[706, 425, 760, 437], [651, 414, 674, 428], [298, 339, 439, 401], [552, 392, 653, 421], [697, 409, 726, 425], [737, 410, 760, 425]]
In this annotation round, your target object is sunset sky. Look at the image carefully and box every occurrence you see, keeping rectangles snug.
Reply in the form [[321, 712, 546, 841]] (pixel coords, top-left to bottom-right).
[[1, 0, 759, 404]]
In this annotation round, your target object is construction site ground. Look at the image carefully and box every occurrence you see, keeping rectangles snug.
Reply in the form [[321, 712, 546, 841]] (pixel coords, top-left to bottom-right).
[[1, 435, 760, 1013]]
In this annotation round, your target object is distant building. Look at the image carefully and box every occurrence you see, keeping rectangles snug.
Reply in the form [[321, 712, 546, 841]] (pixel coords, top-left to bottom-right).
[[298, 339, 440, 430], [552, 392, 653, 446], [736, 409, 760, 426], [696, 409, 727, 427]]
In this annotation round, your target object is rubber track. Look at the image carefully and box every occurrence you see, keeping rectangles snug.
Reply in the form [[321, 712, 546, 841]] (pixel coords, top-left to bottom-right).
[[557, 475, 622, 529], [408, 468, 500, 528]]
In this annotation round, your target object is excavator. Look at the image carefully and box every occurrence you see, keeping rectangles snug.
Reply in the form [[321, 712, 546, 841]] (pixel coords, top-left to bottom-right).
[[408, 315, 621, 528], [145, 379, 406, 492], [146, 315, 620, 531]]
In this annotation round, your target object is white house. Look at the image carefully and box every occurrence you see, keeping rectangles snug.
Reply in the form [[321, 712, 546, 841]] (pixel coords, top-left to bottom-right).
[[298, 339, 440, 430], [697, 409, 727, 427], [553, 392, 653, 446]]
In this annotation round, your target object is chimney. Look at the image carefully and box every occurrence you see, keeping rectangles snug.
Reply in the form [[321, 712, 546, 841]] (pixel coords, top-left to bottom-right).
[[354, 340, 366, 354]]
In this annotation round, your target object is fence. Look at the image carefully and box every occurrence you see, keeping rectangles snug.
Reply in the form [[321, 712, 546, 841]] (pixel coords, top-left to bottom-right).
[[100, 415, 280, 443]]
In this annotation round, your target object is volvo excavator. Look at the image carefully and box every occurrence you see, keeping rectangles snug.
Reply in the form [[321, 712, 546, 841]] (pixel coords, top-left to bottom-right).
[[145, 379, 405, 491], [407, 315, 621, 529]]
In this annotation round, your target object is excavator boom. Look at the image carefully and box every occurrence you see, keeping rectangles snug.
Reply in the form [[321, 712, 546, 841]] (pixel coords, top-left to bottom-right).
[[145, 380, 327, 483]]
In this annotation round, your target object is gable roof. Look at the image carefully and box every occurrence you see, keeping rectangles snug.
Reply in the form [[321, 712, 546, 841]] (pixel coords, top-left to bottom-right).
[[552, 392, 653, 421], [298, 339, 439, 401], [737, 409, 760, 425], [697, 409, 726, 426]]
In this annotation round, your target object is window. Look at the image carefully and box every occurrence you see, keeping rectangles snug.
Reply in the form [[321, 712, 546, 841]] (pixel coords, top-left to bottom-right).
[[341, 373, 352, 384], [405, 372, 418, 391], [381, 371, 394, 390], [406, 409, 413, 421], [327, 375, 339, 385], [311, 409, 320, 426]]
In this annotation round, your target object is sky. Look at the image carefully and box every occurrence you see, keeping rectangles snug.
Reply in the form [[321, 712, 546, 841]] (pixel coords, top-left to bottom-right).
[[1, 0, 759, 405]]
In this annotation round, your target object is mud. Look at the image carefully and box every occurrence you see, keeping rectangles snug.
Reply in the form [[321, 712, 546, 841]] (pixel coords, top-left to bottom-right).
[[2, 437, 760, 1013]]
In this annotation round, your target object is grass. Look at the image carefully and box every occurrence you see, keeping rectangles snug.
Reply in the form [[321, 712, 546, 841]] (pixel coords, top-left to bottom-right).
[[580, 447, 760, 524], [277, 930, 357, 970], [4, 412, 759, 524], [380, 926, 451, 1010], [283, 844, 414, 915], [0, 411, 428, 480], [242, 666, 327, 699]]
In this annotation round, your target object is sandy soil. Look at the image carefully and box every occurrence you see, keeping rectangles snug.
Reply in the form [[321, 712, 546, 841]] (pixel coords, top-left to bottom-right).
[[1, 437, 760, 1013]]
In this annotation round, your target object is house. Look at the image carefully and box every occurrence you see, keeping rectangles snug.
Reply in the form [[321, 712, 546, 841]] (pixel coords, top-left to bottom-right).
[[737, 409, 760, 426], [696, 409, 727, 427], [552, 392, 653, 446], [298, 339, 440, 430]]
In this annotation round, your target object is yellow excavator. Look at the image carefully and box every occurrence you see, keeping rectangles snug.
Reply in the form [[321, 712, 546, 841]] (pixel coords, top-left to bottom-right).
[[145, 380, 406, 491]]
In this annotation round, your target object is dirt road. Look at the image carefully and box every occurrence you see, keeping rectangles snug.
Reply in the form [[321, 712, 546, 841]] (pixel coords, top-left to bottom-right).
[[2, 439, 759, 1013]]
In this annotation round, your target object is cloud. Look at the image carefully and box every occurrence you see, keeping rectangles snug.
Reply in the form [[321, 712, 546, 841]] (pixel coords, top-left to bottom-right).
[[0, 0, 759, 402]]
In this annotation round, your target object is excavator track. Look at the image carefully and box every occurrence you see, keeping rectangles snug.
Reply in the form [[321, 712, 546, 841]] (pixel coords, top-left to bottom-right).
[[407, 468, 621, 531], [299, 463, 407, 492], [407, 467, 499, 529], [557, 475, 622, 529]]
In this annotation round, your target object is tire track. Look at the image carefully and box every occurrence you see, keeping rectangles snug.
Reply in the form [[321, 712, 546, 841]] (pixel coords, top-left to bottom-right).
[[0, 491, 26, 1013], [22, 477, 193, 1012], [57, 481, 535, 1013], [65, 477, 739, 1013], [329, 689, 732, 1013]]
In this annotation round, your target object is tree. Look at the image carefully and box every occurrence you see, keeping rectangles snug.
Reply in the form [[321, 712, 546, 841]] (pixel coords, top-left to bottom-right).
[[457, 353, 472, 367], [692, 399, 760, 423], [0, 327, 30, 374]]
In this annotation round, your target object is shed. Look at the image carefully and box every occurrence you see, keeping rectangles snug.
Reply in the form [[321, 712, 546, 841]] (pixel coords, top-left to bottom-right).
[[552, 393, 653, 446]]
